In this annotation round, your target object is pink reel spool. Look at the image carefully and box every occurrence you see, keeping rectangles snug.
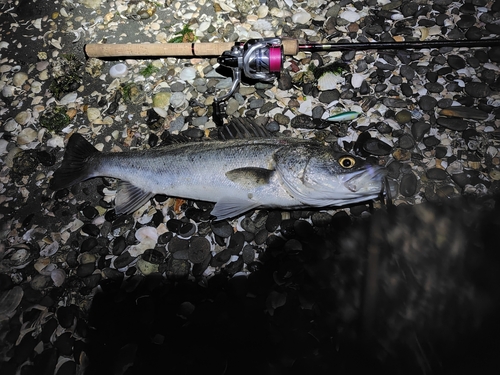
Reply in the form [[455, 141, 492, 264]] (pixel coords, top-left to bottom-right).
[[268, 44, 283, 73]]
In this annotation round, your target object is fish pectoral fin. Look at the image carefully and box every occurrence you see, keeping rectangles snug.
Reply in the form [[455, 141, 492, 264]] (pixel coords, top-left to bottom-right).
[[211, 197, 261, 220], [225, 167, 274, 189], [115, 181, 155, 215]]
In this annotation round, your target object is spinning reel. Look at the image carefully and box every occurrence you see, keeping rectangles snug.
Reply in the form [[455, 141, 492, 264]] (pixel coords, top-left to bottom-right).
[[213, 38, 284, 126]]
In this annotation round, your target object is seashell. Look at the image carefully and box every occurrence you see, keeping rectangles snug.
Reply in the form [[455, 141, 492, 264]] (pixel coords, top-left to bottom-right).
[[109, 63, 129, 78], [252, 19, 272, 32], [317, 71, 345, 91], [12, 71, 28, 86], [31, 81, 42, 94], [179, 66, 196, 81], [170, 92, 187, 111], [135, 226, 158, 243], [51, 268, 66, 287], [0, 41, 9, 50], [17, 127, 38, 145], [292, 10, 311, 24], [351, 73, 364, 88], [40, 241, 59, 257], [59, 92, 78, 105], [270, 8, 292, 18], [0, 139, 8, 155], [340, 10, 361, 22], [0, 286, 24, 316], [257, 4, 269, 18], [15, 111, 32, 125], [2, 85, 16, 97], [86, 107, 101, 122]]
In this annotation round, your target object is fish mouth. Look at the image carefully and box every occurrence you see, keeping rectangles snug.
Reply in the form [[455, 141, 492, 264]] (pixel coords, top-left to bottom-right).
[[344, 166, 387, 193]]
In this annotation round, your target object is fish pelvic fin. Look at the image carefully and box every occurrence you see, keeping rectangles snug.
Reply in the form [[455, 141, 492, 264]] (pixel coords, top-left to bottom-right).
[[50, 133, 99, 191], [115, 181, 155, 215], [211, 197, 261, 220]]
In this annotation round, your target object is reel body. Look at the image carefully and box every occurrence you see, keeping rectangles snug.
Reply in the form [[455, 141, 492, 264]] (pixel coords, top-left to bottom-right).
[[213, 38, 284, 126]]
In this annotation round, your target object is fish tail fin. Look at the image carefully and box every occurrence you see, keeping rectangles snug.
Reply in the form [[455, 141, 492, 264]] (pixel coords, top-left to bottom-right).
[[50, 133, 99, 190]]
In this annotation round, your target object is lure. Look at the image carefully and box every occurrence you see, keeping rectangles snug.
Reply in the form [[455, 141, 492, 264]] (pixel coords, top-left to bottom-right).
[[327, 111, 360, 122]]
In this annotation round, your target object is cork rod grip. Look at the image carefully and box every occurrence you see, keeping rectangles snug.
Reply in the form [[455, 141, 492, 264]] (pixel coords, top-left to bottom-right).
[[85, 39, 300, 58]]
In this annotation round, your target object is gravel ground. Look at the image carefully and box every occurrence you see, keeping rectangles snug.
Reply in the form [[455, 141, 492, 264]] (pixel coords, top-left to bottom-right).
[[1, 0, 500, 374]]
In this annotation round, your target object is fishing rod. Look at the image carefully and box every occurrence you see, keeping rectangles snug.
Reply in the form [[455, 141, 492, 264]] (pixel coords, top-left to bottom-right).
[[85, 37, 500, 125]]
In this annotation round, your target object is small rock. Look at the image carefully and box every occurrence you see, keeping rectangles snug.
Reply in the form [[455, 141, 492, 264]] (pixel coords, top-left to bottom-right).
[[465, 82, 491, 98], [436, 117, 468, 131], [400, 172, 417, 197]]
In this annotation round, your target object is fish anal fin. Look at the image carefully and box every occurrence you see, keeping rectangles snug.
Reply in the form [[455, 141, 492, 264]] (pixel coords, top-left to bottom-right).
[[115, 181, 155, 214], [225, 167, 274, 189], [211, 197, 261, 220]]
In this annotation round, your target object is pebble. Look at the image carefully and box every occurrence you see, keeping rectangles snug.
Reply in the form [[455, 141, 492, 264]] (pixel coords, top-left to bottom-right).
[[400, 172, 418, 197], [439, 107, 488, 120], [427, 168, 448, 180], [436, 117, 468, 131], [188, 236, 211, 263], [465, 82, 491, 98], [419, 95, 438, 111]]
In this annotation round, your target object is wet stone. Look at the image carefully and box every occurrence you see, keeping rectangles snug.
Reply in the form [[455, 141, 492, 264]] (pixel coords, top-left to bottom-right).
[[423, 136, 441, 147], [254, 228, 268, 245], [211, 249, 232, 267], [228, 231, 245, 255], [436, 117, 468, 131], [419, 95, 438, 111], [447, 55, 466, 70], [77, 263, 95, 278], [242, 245, 255, 264], [240, 217, 256, 233], [291, 114, 314, 129], [224, 257, 243, 276], [179, 222, 196, 237], [114, 251, 134, 269], [266, 211, 282, 232], [399, 134, 415, 149], [439, 106, 488, 120], [166, 258, 190, 280], [400, 172, 418, 197], [465, 82, 491, 98], [427, 168, 448, 180], [311, 212, 333, 227], [80, 237, 98, 253], [188, 236, 210, 264], [395, 109, 412, 124], [425, 82, 444, 93], [211, 220, 233, 238], [168, 236, 189, 253], [363, 138, 392, 156], [411, 121, 431, 142]]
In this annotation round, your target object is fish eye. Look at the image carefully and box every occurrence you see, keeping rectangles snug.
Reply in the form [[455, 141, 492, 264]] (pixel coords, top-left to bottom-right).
[[338, 156, 356, 169]]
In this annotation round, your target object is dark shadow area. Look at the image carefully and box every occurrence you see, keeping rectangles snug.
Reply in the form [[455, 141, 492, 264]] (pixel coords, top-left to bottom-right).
[[85, 196, 500, 375]]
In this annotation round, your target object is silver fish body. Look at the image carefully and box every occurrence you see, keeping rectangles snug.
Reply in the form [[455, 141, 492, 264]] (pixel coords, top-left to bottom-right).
[[50, 134, 386, 219]]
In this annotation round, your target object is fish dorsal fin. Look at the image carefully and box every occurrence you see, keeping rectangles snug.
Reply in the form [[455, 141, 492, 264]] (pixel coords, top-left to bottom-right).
[[225, 167, 274, 189], [115, 181, 155, 214], [211, 197, 261, 220], [218, 118, 274, 140]]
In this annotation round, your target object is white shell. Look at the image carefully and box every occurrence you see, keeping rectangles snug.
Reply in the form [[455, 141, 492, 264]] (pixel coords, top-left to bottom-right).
[[59, 92, 78, 105], [317, 72, 345, 91], [51, 268, 66, 287], [292, 10, 311, 24], [179, 66, 197, 81], [351, 73, 364, 88], [17, 128, 38, 145], [340, 10, 361, 23], [109, 63, 129, 78]]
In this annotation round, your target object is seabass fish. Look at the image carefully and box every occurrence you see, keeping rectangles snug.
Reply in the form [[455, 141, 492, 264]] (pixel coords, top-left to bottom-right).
[[50, 134, 386, 219]]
